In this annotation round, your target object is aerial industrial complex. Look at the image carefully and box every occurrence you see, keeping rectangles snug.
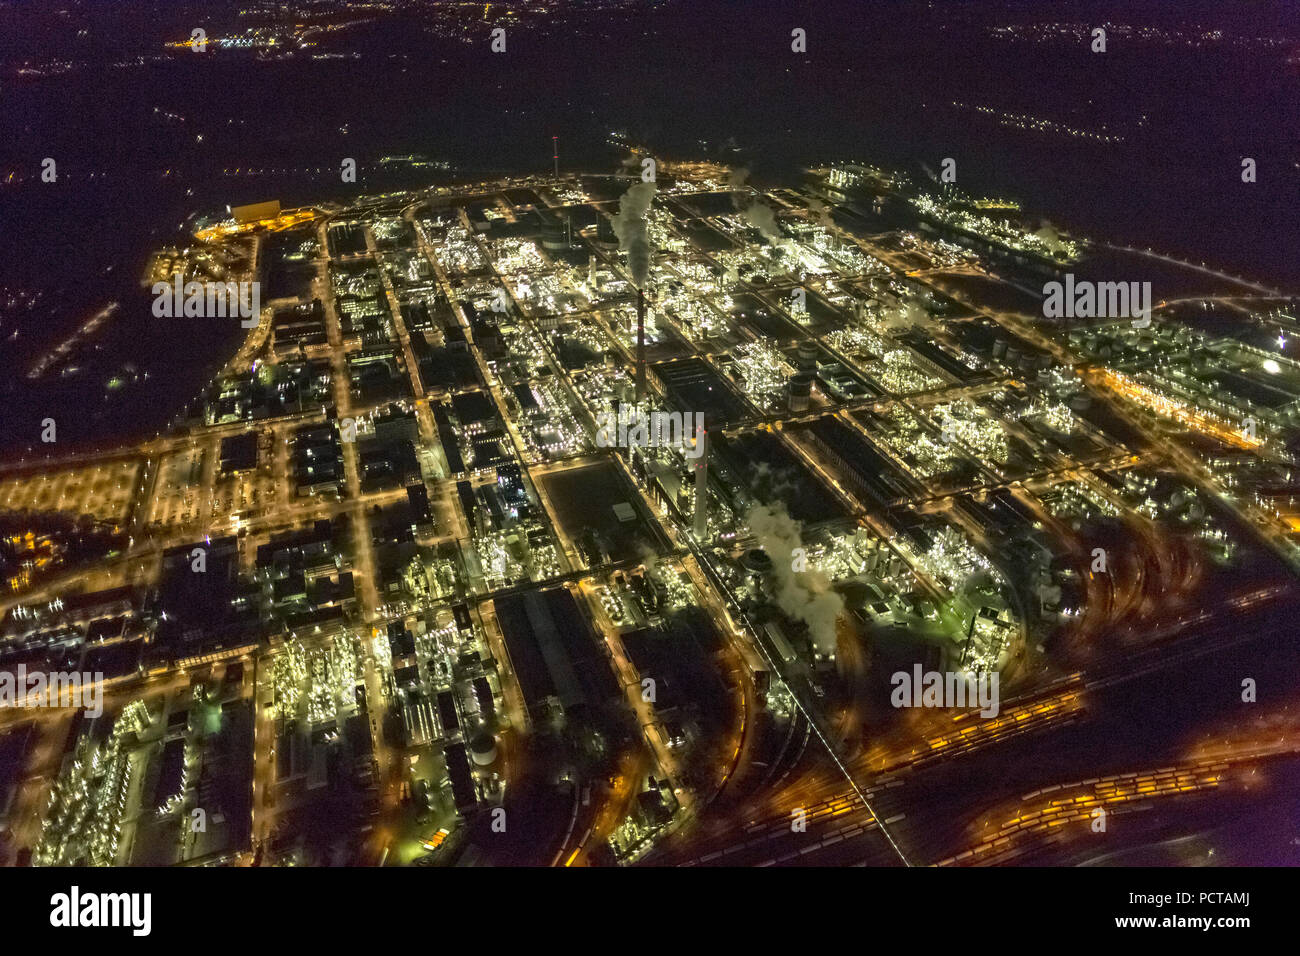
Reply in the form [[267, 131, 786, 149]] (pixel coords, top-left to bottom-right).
[[2, 156, 1299, 869]]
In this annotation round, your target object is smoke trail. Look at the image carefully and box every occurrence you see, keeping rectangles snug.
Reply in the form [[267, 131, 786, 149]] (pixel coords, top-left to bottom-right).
[[750, 461, 798, 503], [808, 198, 834, 229], [744, 200, 783, 242], [746, 502, 844, 657], [1034, 222, 1067, 255], [727, 166, 784, 243], [880, 298, 926, 333], [612, 180, 657, 288]]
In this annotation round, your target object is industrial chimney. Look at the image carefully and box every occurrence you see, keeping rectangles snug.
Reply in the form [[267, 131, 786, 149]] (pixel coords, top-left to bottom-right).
[[636, 289, 647, 402], [693, 418, 708, 539]]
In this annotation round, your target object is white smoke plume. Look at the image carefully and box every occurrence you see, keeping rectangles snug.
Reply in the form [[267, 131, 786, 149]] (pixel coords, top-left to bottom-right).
[[744, 200, 783, 242], [749, 461, 798, 503], [727, 166, 784, 244], [1033, 222, 1067, 255], [882, 298, 926, 333], [637, 542, 660, 575], [612, 180, 657, 288], [808, 198, 834, 229], [746, 502, 844, 657]]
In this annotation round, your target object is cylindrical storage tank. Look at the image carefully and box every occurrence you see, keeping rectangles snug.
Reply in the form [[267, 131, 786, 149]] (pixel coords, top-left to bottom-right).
[[789, 372, 814, 413], [470, 732, 499, 767], [742, 549, 775, 575], [541, 224, 566, 250]]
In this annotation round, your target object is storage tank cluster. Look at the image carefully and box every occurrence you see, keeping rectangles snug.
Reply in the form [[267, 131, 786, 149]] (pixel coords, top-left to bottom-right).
[[852, 534, 904, 577], [992, 338, 1053, 373], [858, 534, 882, 573]]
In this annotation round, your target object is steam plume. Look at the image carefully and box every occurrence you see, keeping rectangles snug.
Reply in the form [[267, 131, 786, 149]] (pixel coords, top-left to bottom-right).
[[728, 166, 784, 243], [746, 502, 844, 657], [808, 198, 834, 229], [613, 180, 657, 288]]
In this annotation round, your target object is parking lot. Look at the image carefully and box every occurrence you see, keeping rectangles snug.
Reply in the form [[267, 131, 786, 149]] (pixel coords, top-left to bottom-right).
[[146, 445, 207, 530], [0, 459, 141, 524]]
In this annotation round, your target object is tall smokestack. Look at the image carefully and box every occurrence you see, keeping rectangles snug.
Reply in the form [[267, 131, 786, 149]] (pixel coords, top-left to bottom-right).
[[693, 419, 708, 539], [612, 179, 655, 404], [636, 289, 646, 401]]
